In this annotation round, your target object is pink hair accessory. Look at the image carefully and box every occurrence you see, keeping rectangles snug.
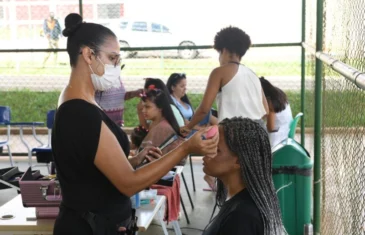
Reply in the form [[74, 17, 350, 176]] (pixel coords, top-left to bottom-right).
[[139, 91, 146, 97]]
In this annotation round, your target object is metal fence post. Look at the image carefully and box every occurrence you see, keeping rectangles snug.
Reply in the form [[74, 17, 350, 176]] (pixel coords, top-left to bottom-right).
[[301, 0, 306, 146], [79, 0, 83, 17], [314, 0, 324, 233]]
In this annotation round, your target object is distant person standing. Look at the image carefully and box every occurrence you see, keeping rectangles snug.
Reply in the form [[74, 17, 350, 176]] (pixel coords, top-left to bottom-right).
[[42, 12, 62, 67]]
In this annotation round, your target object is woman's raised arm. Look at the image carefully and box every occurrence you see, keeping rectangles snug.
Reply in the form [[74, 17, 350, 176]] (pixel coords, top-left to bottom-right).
[[94, 123, 218, 196]]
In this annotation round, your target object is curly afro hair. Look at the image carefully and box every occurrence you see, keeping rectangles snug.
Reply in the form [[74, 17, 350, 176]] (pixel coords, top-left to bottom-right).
[[131, 125, 149, 148], [214, 26, 251, 58]]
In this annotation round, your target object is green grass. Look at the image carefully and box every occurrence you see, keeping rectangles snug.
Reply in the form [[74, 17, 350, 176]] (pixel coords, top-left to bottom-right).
[[1, 90, 364, 128], [0, 90, 59, 123]]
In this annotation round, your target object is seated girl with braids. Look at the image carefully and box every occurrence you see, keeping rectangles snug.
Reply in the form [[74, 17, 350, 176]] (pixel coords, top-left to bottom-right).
[[138, 85, 187, 165], [202, 117, 283, 235]]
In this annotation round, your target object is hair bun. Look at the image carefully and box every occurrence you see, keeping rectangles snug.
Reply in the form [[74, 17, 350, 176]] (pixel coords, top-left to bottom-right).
[[62, 13, 83, 37]]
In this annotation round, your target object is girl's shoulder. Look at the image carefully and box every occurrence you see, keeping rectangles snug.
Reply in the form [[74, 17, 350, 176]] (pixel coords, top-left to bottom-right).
[[159, 119, 174, 129]]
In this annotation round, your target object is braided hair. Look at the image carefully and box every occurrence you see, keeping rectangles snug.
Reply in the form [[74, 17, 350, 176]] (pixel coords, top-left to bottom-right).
[[217, 117, 283, 235]]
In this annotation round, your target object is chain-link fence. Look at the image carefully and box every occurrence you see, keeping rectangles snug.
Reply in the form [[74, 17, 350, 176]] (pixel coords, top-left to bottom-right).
[[302, 0, 317, 160], [305, 0, 365, 234], [321, 68, 365, 235], [0, 45, 304, 153], [2, 0, 365, 233], [321, 0, 365, 234]]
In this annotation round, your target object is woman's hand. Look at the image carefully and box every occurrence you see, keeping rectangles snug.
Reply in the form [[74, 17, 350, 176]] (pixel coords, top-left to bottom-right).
[[129, 150, 136, 157], [180, 125, 192, 137], [134, 146, 162, 165], [186, 127, 219, 157], [125, 88, 145, 100], [118, 227, 126, 233], [145, 147, 162, 162]]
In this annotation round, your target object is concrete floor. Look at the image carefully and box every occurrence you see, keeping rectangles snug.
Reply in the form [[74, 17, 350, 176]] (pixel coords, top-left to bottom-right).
[[0, 156, 216, 235]]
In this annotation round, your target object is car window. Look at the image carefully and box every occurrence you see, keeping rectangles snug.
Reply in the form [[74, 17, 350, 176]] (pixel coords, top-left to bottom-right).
[[151, 23, 161, 33], [120, 21, 128, 29], [132, 22, 148, 32], [162, 26, 170, 33], [97, 4, 120, 19]]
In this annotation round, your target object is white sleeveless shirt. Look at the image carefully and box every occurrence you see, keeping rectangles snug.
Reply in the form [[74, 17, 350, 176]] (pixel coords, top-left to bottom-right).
[[269, 103, 293, 147], [216, 65, 266, 122]]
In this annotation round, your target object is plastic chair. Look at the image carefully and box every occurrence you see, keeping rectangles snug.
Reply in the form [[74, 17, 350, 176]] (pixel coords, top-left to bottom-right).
[[188, 154, 196, 192], [288, 112, 303, 139], [31, 110, 55, 173], [180, 171, 194, 224], [0, 106, 14, 166], [187, 108, 218, 193]]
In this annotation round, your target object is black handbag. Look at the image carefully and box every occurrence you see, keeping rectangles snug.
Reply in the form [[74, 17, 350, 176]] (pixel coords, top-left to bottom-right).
[[118, 209, 138, 235], [61, 204, 138, 235]]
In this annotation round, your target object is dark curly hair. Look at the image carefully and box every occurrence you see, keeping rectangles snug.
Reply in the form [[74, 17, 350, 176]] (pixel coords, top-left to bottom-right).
[[131, 125, 149, 148], [214, 26, 251, 58]]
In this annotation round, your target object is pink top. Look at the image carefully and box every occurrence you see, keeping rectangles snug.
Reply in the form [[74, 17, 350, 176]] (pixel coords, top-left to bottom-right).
[[95, 80, 126, 126]]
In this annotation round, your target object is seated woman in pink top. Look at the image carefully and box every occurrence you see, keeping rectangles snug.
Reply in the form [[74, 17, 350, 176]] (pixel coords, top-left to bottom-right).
[[138, 85, 187, 165]]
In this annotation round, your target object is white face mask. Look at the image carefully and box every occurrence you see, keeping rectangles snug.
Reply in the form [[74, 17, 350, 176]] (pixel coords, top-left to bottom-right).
[[89, 58, 121, 91]]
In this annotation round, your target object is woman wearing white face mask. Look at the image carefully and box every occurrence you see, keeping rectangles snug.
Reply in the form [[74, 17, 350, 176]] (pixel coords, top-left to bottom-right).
[[92, 49, 143, 127], [88, 51, 121, 91], [52, 13, 218, 235]]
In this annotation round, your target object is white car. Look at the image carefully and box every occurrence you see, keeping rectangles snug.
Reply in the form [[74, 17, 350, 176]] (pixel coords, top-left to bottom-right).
[[105, 19, 203, 59]]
